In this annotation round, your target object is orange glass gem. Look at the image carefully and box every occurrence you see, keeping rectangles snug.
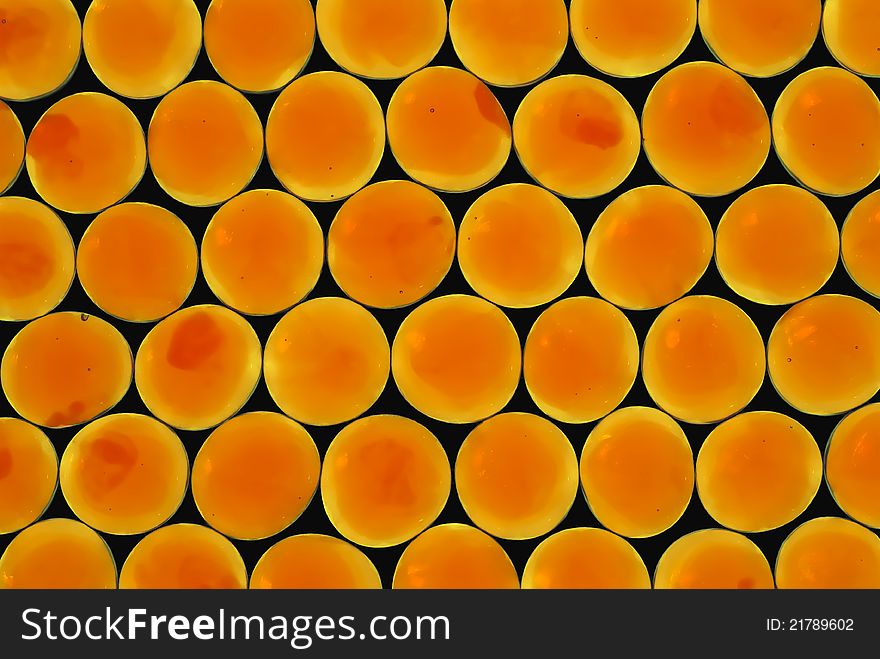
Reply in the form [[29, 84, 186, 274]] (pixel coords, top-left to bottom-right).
[[83, 0, 202, 99], [449, 0, 568, 87], [0, 196, 74, 322], [585, 185, 713, 311], [715, 185, 839, 305], [0, 518, 116, 589], [77, 202, 198, 323], [393, 523, 519, 589], [776, 517, 880, 589], [251, 535, 381, 589], [60, 413, 188, 535], [263, 297, 390, 426], [392, 295, 521, 424], [148, 80, 263, 207], [456, 413, 578, 540], [0, 101, 23, 192], [327, 180, 456, 309], [201, 190, 324, 316], [642, 62, 770, 197], [135, 304, 262, 431], [654, 529, 774, 589], [1, 312, 132, 429], [767, 295, 880, 416], [823, 0, 880, 78], [0, 418, 57, 535], [0, 0, 81, 101], [120, 523, 247, 589], [192, 412, 320, 541], [387, 66, 511, 193], [514, 74, 640, 199], [522, 527, 650, 589], [773, 67, 880, 196], [316, 0, 447, 80], [524, 296, 639, 424], [698, 0, 820, 77], [696, 412, 822, 533], [569, 0, 696, 78], [826, 403, 880, 528], [322, 415, 450, 548], [26, 92, 146, 214], [458, 184, 583, 308], [841, 189, 880, 298], [642, 296, 765, 424], [266, 71, 384, 202], [205, 0, 314, 93], [580, 406, 694, 538]]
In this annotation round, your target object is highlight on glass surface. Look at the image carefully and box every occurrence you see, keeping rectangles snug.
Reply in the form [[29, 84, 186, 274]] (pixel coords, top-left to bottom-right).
[[1, 312, 132, 429], [823, 0, 880, 78], [148, 80, 263, 207], [513, 74, 641, 199], [391, 294, 521, 424], [0, 101, 24, 193], [83, 0, 202, 99], [523, 296, 639, 425], [119, 523, 247, 589], [0, 0, 81, 102], [580, 406, 694, 539], [59, 413, 188, 536], [263, 297, 390, 427], [0, 418, 57, 535], [767, 294, 880, 416], [315, 0, 447, 80], [775, 516, 880, 589], [386, 66, 512, 193], [327, 180, 456, 309], [841, 189, 880, 298], [321, 415, 451, 548], [192, 412, 320, 541], [457, 184, 583, 309], [455, 413, 578, 541], [0, 518, 116, 589], [25, 92, 147, 214], [250, 534, 382, 590], [641, 295, 766, 425], [204, 0, 315, 94], [641, 61, 770, 197], [698, 0, 821, 78], [696, 412, 823, 533], [392, 523, 520, 589], [522, 527, 651, 589], [654, 529, 774, 589], [134, 304, 262, 431], [0, 196, 75, 322], [584, 185, 713, 311], [772, 66, 880, 197], [569, 0, 696, 78], [714, 185, 839, 305], [448, 0, 568, 87], [266, 71, 385, 202], [77, 202, 198, 323], [201, 190, 324, 316], [825, 403, 880, 529]]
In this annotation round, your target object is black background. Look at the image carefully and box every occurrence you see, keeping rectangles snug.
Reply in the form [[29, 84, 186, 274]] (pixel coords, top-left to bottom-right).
[[1, 0, 879, 588]]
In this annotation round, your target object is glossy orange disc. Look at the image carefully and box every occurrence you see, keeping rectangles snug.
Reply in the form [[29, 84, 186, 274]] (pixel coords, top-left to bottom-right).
[[251, 535, 382, 589], [77, 202, 198, 323], [192, 412, 320, 540], [823, 0, 880, 78], [327, 180, 456, 309], [201, 190, 324, 316], [322, 415, 451, 548], [842, 189, 880, 297], [387, 66, 511, 193], [0, 101, 23, 192], [1, 312, 132, 428], [826, 404, 880, 528], [0, 418, 57, 535], [26, 92, 146, 214], [393, 523, 519, 589]]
